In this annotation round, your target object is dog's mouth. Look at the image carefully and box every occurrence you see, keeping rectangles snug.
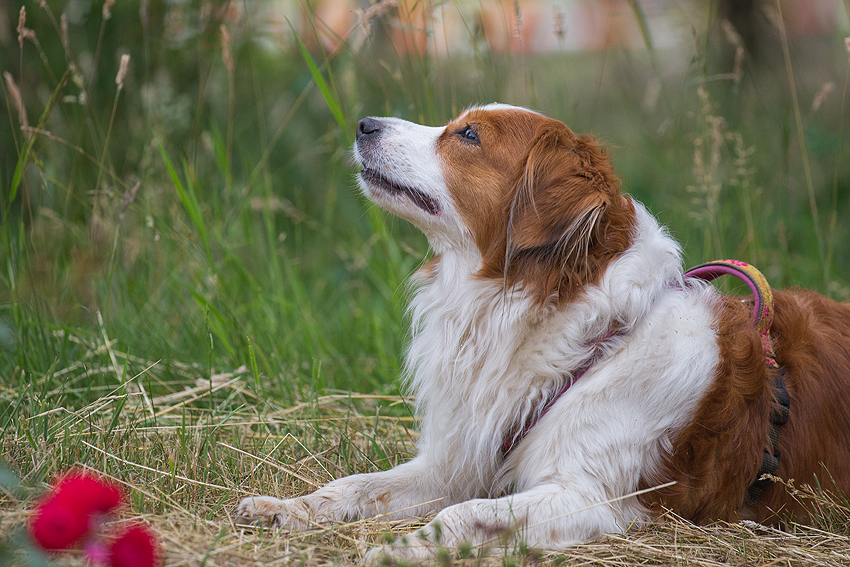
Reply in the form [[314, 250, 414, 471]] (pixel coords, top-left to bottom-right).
[[360, 168, 441, 216]]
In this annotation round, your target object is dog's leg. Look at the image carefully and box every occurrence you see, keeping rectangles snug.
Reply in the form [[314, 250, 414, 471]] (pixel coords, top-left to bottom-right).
[[235, 457, 454, 530], [365, 481, 643, 562]]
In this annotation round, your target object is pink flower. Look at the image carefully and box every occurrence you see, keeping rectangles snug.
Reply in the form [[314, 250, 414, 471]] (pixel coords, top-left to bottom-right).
[[84, 540, 112, 565], [109, 524, 160, 567]]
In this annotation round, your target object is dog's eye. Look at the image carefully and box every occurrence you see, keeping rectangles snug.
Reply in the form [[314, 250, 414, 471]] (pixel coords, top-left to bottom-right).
[[456, 125, 480, 145]]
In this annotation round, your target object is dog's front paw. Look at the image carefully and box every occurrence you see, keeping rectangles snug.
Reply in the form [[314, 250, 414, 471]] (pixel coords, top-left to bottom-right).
[[236, 495, 319, 531], [235, 495, 290, 528]]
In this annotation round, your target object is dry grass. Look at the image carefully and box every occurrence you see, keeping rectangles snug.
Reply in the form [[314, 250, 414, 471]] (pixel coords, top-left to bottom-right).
[[3, 334, 850, 566], [6, 502, 850, 566]]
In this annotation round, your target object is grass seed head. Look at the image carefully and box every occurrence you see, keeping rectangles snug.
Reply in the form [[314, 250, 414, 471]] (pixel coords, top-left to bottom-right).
[[17, 6, 25, 46], [116, 54, 130, 90], [17, 6, 36, 46], [221, 25, 234, 74], [60, 13, 69, 51], [3, 71, 28, 131], [103, 0, 115, 20]]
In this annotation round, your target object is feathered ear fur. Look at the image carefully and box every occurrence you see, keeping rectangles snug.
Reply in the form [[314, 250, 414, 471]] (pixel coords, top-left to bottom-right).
[[481, 125, 635, 306]]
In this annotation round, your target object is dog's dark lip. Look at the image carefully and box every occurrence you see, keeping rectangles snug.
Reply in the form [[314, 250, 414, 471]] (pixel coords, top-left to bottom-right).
[[360, 168, 441, 216]]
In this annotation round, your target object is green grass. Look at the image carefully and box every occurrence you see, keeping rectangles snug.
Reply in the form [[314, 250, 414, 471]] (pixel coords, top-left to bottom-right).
[[2, 0, 850, 564]]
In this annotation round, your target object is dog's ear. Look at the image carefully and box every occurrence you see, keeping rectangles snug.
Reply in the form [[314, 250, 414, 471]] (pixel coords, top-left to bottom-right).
[[501, 125, 633, 304]]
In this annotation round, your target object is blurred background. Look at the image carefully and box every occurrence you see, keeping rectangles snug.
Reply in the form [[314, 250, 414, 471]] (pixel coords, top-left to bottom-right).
[[2, 0, 850, 395]]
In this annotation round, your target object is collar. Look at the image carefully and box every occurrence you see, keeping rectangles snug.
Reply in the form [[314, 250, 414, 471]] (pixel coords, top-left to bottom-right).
[[684, 259, 778, 369]]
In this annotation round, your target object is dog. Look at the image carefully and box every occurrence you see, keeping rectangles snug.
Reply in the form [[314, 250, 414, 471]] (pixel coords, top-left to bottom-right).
[[236, 105, 850, 561]]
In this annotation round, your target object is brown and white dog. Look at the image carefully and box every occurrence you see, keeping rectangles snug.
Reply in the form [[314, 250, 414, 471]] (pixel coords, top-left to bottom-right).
[[236, 105, 850, 561]]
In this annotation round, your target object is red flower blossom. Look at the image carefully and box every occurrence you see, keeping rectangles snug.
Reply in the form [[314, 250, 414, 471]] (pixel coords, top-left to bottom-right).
[[109, 524, 160, 567], [29, 470, 124, 551], [51, 471, 124, 515], [29, 470, 162, 566], [30, 497, 90, 550]]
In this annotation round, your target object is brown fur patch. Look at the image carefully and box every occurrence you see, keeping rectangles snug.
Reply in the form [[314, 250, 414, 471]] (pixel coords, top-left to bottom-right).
[[639, 289, 850, 523], [437, 108, 635, 306]]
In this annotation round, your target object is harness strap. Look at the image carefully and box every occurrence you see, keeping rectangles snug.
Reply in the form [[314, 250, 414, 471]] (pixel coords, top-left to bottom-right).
[[501, 328, 621, 458], [684, 259, 790, 504], [745, 369, 790, 503]]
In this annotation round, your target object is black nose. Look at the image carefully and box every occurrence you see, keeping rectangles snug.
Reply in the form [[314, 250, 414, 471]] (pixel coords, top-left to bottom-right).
[[356, 117, 382, 140]]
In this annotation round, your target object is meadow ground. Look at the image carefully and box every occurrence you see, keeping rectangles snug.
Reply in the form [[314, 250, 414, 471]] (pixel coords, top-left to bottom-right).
[[3, 1, 850, 564]]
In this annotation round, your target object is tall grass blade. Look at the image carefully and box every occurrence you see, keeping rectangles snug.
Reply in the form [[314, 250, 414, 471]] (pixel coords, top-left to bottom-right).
[[293, 31, 347, 136], [626, 0, 654, 51], [8, 70, 70, 204], [188, 287, 236, 358], [106, 361, 128, 436], [827, 43, 850, 281], [247, 336, 260, 391], [156, 138, 213, 264], [775, 0, 828, 286]]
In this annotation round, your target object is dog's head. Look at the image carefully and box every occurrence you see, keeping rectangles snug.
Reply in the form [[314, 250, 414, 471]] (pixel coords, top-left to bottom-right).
[[354, 105, 635, 305]]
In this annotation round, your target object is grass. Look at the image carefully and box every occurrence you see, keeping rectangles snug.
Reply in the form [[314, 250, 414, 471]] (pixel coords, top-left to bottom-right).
[[2, 0, 850, 565]]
